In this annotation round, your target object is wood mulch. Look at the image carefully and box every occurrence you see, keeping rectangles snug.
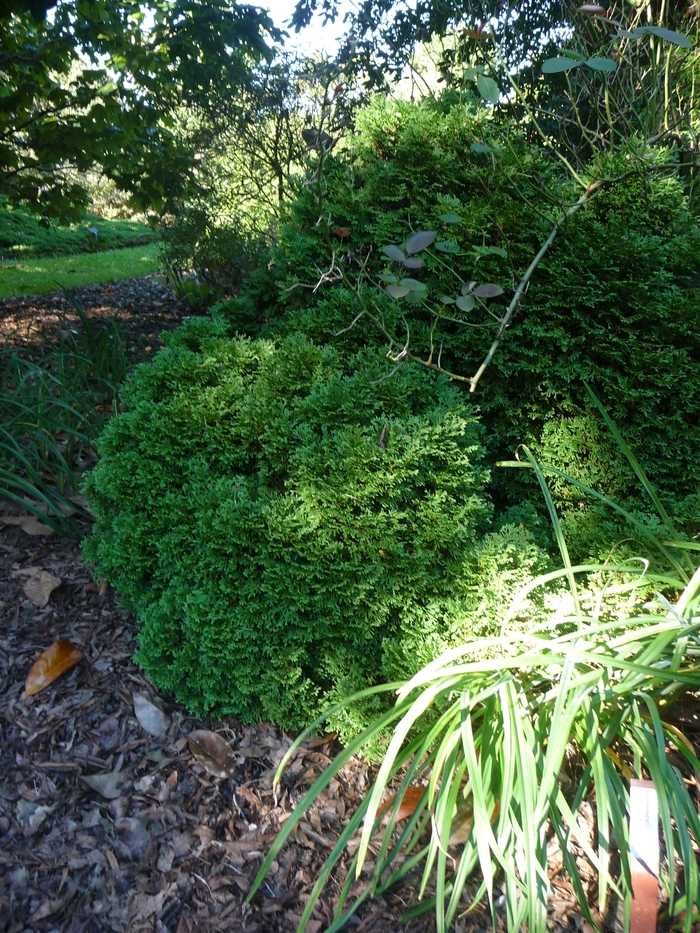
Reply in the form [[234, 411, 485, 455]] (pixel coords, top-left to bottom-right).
[[0, 278, 693, 932]]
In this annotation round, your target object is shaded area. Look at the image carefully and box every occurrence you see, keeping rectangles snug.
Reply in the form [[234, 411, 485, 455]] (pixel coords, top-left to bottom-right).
[[0, 275, 183, 354], [0, 528, 444, 933]]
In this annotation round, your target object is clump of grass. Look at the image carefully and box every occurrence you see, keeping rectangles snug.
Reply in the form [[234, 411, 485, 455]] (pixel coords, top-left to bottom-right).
[[250, 395, 700, 933], [0, 244, 159, 299], [1, 298, 129, 536]]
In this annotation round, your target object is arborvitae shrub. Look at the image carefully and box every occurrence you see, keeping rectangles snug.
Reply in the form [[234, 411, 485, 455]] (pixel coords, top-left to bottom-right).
[[83, 320, 504, 734], [220, 97, 700, 516]]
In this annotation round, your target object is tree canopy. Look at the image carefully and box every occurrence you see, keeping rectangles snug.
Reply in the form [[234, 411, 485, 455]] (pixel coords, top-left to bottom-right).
[[0, 0, 280, 222], [291, 0, 698, 85]]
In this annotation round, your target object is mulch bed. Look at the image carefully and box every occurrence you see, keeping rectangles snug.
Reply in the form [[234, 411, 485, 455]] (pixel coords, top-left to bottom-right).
[[0, 275, 185, 354], [0, 524, 450, 933], [0, 278, 695, 932]]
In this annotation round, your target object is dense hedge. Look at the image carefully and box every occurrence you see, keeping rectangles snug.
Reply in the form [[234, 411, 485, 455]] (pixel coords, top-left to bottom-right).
[[221, 97, 700, 520], [85, 94, 700, 733], [84, 322, 549, 734]]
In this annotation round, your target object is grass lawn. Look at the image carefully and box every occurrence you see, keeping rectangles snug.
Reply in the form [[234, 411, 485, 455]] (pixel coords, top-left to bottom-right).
[[0, 198, 153, 260], [0, 243, 160, 298]]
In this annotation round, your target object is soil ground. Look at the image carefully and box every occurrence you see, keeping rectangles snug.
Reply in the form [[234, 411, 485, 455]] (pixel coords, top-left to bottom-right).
[[0, 278, 696, 933]]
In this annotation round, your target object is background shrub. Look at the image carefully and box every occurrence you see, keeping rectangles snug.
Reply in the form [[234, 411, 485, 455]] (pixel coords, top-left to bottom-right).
[[0, 196, 152, 259], [82, 320, 547, 735], [219, 96, 700, 522]]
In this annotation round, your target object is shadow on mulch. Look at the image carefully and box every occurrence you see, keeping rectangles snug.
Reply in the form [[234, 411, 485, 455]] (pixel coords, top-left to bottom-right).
[[0, 275, 188, 357], [0, 524, 448, 933]]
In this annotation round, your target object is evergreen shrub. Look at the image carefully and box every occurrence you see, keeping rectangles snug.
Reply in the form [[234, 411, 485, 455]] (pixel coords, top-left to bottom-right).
[[83, 319, 540, 734], [220, 96, 700, 521]]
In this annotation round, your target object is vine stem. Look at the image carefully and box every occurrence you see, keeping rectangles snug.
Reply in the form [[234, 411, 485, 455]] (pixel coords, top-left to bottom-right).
[[469, 176, 607, 393]]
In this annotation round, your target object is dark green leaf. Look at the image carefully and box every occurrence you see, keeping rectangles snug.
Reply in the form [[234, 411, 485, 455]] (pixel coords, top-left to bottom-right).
[[382, 245, 406, 262], [585, 56, 617, 72], [455, 295, 475, 312], [435, 240, 460, 254], [386, 284, 412, 298], [555, 47, 587, 60], [399, 278, 427, 291], [542, 57, 583, 73], [643, 26, 692, 47]]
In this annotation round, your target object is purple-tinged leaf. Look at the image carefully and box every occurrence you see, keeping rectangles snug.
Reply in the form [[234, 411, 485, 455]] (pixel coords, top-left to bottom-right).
[[404, 230, 437, 254], [455, 295, 475, 312], [473, 283, 504, 298], [402, 256, 425, 269], [382, 244, 406, 262]]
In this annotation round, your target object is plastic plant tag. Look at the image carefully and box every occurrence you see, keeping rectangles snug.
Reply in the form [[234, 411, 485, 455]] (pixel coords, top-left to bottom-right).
[[629, 779, 659, 933]]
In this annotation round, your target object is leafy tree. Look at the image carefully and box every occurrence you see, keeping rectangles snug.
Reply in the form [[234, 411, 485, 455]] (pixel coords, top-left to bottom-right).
[[291, 0, 698, 89], [0, 0, 280, 222]]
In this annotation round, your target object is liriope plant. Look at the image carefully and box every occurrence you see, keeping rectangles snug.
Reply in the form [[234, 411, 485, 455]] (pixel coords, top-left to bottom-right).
[[249, 392, 700, 933]]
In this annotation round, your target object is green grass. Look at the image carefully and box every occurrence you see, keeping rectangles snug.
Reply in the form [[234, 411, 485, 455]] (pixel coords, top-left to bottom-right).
[[0, 244, 160, 298], [0, 198, 153, 260]]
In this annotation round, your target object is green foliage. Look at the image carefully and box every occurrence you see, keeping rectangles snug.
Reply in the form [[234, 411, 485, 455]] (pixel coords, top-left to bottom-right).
[[250, 434, 700, 933], [290, 0, 599, 85], [1, 298, 128, 535], [227, 95, 700, 513], [82, 320, 559, 735], [0, 198, 152, 259], [155, 53, 335, 298], [0, 0, 278, 222], [156, 205, 265, 299]]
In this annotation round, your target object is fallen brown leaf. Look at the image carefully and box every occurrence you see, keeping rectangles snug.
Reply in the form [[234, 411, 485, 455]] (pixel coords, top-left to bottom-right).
[[0, 514, 55, 536], [23, 570, 62, 608], [80, 772, 127, 799], [29, 879, 78, 922], [133, 692, 169, 736], [187, 730, 236, 778], [25, 640, 83, 695]]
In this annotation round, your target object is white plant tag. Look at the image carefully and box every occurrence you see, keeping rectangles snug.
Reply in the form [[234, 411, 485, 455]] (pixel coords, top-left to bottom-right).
[[629, 778, 659, 933]]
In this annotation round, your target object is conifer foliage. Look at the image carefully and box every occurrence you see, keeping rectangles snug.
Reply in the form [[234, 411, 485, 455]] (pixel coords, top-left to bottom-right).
[[83, 321, 498, 734]]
